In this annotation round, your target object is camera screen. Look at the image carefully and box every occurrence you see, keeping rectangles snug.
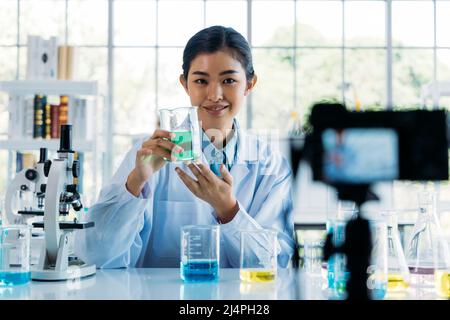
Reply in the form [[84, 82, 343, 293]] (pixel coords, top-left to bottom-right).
[[322, 128, 399, 183]]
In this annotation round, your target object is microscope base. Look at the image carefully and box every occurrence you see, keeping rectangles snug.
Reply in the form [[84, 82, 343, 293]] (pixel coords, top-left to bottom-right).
[[31, 264, 96, 281]]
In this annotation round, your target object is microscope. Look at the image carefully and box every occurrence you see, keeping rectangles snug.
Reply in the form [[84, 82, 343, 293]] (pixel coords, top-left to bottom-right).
[[31, 124, 96, 281], [4, 148, 48, 226], [291, 102, 449, 300]]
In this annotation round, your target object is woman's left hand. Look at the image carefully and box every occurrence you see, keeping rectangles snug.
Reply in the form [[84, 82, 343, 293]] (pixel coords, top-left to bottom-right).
[[175, 162, 239, 223]]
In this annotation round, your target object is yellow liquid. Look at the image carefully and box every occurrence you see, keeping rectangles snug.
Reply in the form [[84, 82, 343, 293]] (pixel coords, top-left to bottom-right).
[[387, 274, 409, 292], [240, 269, 276, 282], [435, 271, 450, 298]]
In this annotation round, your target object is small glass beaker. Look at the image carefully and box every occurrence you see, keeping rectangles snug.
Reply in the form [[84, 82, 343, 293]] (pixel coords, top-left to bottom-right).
[[326, 219, 348, 299], [0, 225, 31, 286], [180, 225, 220, 282], [433, 233, 450, 298], [159, 106, 201, 161], [240, 229, 278, 282], [303, 237, 323, 275], [367, 220, 388, 300]]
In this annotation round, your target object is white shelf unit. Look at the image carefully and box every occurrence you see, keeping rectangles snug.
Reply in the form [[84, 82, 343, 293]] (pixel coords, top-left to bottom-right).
[[0, 80, 101, 203]]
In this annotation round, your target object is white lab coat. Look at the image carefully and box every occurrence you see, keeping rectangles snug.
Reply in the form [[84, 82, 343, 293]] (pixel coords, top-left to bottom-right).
[[77, 122, 295, 268]]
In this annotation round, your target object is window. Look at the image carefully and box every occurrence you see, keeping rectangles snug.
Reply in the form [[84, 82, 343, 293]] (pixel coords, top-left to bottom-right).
[[1, 0, 449, 221]]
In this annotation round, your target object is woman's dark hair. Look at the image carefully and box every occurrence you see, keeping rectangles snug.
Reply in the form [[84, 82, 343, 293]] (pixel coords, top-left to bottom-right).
[[182, 25, 255, 82]]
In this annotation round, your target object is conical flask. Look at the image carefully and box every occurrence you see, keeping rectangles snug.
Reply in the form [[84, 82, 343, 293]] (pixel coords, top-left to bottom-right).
[[382, 210, 410, 294], [406, 191, 442, 288]]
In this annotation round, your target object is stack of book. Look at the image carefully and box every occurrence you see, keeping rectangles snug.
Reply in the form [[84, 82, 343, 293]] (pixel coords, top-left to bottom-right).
[[26, 35, 76, 80]]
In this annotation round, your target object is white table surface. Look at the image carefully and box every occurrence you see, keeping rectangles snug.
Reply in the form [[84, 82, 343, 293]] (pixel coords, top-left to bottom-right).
[[0, 268, 443, 300]]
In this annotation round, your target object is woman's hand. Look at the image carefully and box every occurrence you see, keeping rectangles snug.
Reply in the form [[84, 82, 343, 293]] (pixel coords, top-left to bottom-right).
[[175, 162, 239, 223], [126, 129, 183, 196]]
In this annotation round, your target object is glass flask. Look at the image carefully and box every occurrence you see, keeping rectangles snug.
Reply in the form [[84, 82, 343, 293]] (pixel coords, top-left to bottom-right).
[[325, 200, 356, 299], [382, 210, 410, 295], [367, 220, 388, 300], [406, 191, 442, 288]]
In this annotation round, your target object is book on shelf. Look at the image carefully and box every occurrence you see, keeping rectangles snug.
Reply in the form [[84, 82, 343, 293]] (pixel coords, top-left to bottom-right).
[[57, 45, 76, 80], [33, 94, 45, 139], [8, 93, 91, 141], [26, 35, 58, 80]]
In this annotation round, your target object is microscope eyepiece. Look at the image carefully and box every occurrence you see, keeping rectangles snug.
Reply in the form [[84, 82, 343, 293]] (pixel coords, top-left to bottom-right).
[[58, 125, 74, 153]]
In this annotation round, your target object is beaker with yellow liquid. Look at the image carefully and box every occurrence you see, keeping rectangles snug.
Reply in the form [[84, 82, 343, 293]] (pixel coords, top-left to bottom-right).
[[240, 229, 277, 283]]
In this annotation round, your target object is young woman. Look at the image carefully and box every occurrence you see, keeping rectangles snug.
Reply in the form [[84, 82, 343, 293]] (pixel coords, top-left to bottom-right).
[[79, 26, 295, 268]]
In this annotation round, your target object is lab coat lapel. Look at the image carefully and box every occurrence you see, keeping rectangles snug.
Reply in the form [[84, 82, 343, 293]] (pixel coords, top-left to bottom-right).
[[230, 129, 258, 191]]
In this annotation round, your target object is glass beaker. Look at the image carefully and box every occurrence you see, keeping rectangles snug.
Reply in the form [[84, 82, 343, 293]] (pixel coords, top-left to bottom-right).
[[406, 191, 441, 288], [159, 106, 201, 161], [240, 229, 278, 282], [325, 201, 355, 299], [180, 225, 220, 282], [433, 233, 450, 298], [303, 237, 324, 275], [0, 225, 31, 286], [367, 220, 388, 300], [382, 210, 410, 294]]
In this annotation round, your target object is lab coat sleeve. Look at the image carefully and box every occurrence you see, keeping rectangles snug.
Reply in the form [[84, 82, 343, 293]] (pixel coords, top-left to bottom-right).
[[219, 155, 295, 269], [75, 140, 154, 268]]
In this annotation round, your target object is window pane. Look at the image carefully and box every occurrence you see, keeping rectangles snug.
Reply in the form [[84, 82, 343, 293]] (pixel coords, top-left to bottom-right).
[[252, 49, 294, 130], [158, 1, 204, 46], [19, 0, 65, 45], [0, 47, 17, 80], [74, 48, 108, 94], [436, 1, 450, 47], [68, 0, 108, 46], [0, 0, 17, 45], [392, 1, 434, 47], [206, 1, 247, 38], [344, 49, 385, 110], [345, 1, 385, 47], [297, 49, 342, 123], [437, 49, 450, 82], [114, 48, 156, 135], [114, 0, 156, 46], [393, 49, 433, 107], [252, 1, 294, 47], [297, 0, 342, 46], [157, 48, 189, 109]]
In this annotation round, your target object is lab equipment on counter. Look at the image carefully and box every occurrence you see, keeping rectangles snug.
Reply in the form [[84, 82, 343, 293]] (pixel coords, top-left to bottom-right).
[[159, 106, 201, 161], [382, 210, 410, 295], [31, 124, 96, 281], [367, 220, 388, 300], [180, 225, 219, 282], [406, 190, 443, 290], [240, 229, 277, 283], [0, 224, 31, 286], [434, 233, 450, 298], [4, 148, 48, 226]]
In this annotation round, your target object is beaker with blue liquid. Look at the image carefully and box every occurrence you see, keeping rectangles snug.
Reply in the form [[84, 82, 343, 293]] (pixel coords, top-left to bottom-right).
[[326, 202, 355, 299], [0, 225, 31, 286], [180, 225, 220, 282]]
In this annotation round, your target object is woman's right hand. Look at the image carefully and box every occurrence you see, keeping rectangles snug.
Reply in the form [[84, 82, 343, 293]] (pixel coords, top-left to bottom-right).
[[126, 129, 183, 196]]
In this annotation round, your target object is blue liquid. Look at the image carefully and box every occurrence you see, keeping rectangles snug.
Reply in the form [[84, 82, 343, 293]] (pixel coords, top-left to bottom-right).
[[181, 260, 219, 282], [371, 285, 387, 300], [0, 271, 31, 286]]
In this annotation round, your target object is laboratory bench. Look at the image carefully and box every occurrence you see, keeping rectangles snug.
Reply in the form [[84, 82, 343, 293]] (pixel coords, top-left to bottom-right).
[[0, 268, 443, 300]]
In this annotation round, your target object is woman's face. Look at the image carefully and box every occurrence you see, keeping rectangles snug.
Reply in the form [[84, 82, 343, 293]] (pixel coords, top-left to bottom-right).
[[180, 50, 256, 131]]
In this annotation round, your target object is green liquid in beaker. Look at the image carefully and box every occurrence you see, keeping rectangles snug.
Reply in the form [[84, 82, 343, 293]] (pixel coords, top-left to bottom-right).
[[172, 130, 194, 161]]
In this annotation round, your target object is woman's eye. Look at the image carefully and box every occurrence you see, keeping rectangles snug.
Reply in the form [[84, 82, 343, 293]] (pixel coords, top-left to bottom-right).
[[194, 79, 207, 84], [223, 78, 237, 84]]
